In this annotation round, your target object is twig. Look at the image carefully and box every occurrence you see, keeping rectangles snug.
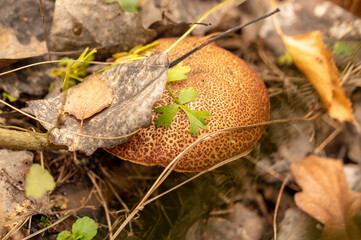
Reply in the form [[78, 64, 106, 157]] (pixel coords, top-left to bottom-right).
[[38, 0, 50, 54], [87, 171, 113, 239], [3, 217, 29, 240], [0, 127, 66, 151], [314, 124, 343, 154], [244, 155, 300, 191], [22, 214, 71, 240], [169, 8, 280, 68], [273, 174, 290, 240], [143, 149, 251, 206]]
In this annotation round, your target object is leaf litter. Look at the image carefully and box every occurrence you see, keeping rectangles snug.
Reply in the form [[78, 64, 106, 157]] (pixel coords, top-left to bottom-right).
[[28, 53, 169, 154], [2, 0, 360, 239], [49, 0, 156, 53], [63, 73, 113, 120], [291, 155, 361, 240]]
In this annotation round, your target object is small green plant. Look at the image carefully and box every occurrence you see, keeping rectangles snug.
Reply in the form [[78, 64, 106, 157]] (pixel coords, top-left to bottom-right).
[[39, 216, 50, 227], [2, 92, 18, 102], [332, 41, 354, 57], [112, 41, 159, 63], [26, 164, 55, 197], [50, 48, 96, 91], [104, 0, 140, 12], [57, 217, 97, 240], [277, 51, 293, 66], [155, 62, 211, 137]]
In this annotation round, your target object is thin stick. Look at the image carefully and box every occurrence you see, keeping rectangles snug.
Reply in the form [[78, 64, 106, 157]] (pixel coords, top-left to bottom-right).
[[0, 98, 140, 140], [169, 8, 280, 68], [244, 155, 299, 191], [143, 149, 252, 206], [88, 171, 113, 239], [273, 174, 290, 240], [3, 217, 29, 240], [22, 214, 71, 240], [40, 151, 44, 168], [0, 60, 126, 77], [314, 125, 343, 154], [164, 0, 236, 54], [38, 0, 49, 54]]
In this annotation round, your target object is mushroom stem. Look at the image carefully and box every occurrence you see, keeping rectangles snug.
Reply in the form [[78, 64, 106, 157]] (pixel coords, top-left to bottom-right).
[[169, 8, 280, 68]]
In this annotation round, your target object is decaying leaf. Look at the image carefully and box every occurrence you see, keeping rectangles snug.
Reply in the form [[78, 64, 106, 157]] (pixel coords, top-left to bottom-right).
[[49, 0, 156, 52], [63, 74, 113, 120], [0, 57, 55, 97], [141, 0, 244, 36], [280, 31, 354, 122], [0, 0, 54, 67], [28, 53, 168, 155], [290, 155, 361, 240]]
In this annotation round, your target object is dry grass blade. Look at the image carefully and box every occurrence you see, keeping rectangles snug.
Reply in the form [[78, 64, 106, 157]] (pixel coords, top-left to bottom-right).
[[273, 175, 290, 240]]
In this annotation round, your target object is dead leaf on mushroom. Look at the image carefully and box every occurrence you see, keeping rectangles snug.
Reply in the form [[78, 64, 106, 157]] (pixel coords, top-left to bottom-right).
[[28, 53, 169, 154], [290, 155, 361, 240], [63, 74, 113, 120], [280, 30, 354, 123]]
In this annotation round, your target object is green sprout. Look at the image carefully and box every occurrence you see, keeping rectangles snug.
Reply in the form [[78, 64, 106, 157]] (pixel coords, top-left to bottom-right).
[[155, 62, 211, 137], [39, 216, 50, 227], [57, 217, 97, 240], [50, 47, 97, 91]]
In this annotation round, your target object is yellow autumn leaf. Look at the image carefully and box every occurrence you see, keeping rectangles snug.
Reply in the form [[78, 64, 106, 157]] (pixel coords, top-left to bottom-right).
[[280, 30, 354, 122]]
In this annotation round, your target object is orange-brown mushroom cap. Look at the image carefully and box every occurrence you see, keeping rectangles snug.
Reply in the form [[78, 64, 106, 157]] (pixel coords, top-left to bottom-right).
[[106, 37, 270, 172]]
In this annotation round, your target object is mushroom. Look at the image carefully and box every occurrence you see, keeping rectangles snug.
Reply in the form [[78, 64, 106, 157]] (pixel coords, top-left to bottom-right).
[[106, 36, 270, 172]]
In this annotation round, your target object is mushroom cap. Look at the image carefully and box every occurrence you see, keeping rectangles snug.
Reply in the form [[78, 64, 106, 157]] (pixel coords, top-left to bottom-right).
[[106, 37, 270, 172]]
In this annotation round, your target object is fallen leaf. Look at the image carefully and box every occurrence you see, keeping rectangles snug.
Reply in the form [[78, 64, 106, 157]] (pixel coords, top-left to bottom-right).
[[141, 0, 244, 36], [26, 164, 55, 197], [49, 0, 155, 52], [0, 0, 54, 67], [290, 155, 361, 240], [28, 53, 168, 154], [0, 57, 55, 97], [280, 30, 354, 122], [63, 74, 113, 120], [260, 0, 361, 63]]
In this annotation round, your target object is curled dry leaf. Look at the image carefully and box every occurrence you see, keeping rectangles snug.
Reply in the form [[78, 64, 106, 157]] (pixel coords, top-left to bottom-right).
[[280, 30, 354, 123], [63, 74, 113, 120], [290, 155, 361, 240], [28, 54, 168, 155]]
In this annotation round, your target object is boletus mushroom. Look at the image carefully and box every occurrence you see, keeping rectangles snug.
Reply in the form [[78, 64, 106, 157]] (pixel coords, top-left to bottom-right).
[[106, 36, 270, 172]]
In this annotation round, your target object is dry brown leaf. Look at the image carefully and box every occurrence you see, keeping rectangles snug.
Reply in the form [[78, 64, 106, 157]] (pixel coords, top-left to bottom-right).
[[280, 31, 354, 122], [63, 74, 113, 120], [290, 155, 361, 240], [49, 0, 155, 53], [28, 53, 168, 154]]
